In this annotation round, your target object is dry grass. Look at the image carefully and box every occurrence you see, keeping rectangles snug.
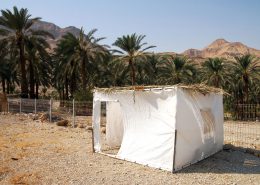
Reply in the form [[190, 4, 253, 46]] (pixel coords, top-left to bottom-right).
[[94, 83, 226, 95]]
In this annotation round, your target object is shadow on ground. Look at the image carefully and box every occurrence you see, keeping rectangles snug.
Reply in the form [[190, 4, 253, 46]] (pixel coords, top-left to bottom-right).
[[177, 150, 260, 174]]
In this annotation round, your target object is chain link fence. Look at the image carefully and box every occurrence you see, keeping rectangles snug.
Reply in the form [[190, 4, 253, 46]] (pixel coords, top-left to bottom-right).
[[5, 98, 92, 127], [233, 104, 260, 121], [223, 103, 260, 154], [1, 98, 260, 154], [7, 98, 50, 114], [224, 121, 260, 151]]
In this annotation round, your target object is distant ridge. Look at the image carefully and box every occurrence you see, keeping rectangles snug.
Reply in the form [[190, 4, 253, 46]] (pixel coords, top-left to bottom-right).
[[2, 20, 260, 58], [183, 38, 260, 59], [30, 20, 82, 49]]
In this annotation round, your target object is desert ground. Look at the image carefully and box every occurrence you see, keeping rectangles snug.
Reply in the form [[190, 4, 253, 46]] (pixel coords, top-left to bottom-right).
[[224, 121, 260, 150], [0, 114, 259, 185]]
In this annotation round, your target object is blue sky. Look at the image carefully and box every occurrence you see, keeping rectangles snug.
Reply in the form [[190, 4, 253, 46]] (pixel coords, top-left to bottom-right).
[[1, 0, 260, 52]]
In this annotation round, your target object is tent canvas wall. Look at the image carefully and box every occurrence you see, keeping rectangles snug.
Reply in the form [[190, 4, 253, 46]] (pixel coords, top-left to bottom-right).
[[92, 85, 224, 172]]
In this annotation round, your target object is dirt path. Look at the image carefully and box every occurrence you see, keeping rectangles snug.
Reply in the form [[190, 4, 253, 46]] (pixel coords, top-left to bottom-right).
[[0, 114, 259, 185]]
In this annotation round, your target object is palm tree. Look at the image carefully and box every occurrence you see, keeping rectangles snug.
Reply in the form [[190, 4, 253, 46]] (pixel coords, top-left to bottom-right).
[[201, 58, 228, 88], [76, 28, 108, 90], [54, 28, 108, 99], [113, 33, 155, 85], [0, 39, 9, 93], [97, 57, 130, 87], [0, 6, 52, 97], [53, 33, 79, 100], [158, 55, 197, 84], [0, 39, 18, 94], [141, 54, 161, 85], [25, 35, 52, 98], [232, 54, 260, 103]]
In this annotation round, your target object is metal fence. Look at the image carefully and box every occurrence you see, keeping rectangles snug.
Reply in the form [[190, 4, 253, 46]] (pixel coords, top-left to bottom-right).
[[6, 98, 92, 127], [1, 98, 260, 153], [224, 121, 260, 151], [8, 98, 50, 113], [233, 104, 260, 121]]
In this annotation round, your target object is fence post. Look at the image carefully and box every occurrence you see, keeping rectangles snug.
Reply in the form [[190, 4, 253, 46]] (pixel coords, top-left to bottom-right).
[[49, 99, 52, 122], [20, 98, 22, 114], [73, 99, 75, 127], [34, 98, 37, 114]]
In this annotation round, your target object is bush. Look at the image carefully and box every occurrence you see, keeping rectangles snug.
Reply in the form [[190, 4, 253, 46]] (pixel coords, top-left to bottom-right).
[[73, 90, 93, 101]]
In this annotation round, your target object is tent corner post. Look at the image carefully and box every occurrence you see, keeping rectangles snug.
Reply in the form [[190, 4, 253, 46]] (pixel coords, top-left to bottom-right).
[[91, 127, 95, 153], [172, 129, 177, 173]]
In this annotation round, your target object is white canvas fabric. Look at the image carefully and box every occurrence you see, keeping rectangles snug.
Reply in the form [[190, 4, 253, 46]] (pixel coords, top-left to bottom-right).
[[92, 87, 223, 172], [174, 89, 223, 170], [116, 89, 177, 171], [93, 100, 101, 152], [106, 101, 124, 147]]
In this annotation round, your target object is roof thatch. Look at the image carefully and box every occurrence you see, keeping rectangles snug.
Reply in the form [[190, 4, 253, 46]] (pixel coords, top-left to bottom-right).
[[94, 84, 228, 95]]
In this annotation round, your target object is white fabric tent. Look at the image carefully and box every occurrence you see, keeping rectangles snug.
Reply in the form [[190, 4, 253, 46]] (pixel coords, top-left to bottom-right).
[[92, 86, 224, 172]]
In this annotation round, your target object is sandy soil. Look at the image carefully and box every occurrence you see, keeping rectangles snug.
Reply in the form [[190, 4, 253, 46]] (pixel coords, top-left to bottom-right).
[[0, 114, 259, 185]]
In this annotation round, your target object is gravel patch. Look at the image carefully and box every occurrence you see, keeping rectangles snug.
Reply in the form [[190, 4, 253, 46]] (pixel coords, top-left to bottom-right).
[[0, 114, 259, 185]]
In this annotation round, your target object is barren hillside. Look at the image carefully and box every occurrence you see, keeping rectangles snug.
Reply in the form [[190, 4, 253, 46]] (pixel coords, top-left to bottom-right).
[[183, 39, 260, 59]]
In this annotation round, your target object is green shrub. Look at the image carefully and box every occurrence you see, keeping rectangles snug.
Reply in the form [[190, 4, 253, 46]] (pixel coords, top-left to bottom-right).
[[73, 90, 93, 101]]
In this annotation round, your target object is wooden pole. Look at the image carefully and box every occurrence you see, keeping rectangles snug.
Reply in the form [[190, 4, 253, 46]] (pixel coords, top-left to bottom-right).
[[172, 130, 177, 173], [91, 128, 95, 153]]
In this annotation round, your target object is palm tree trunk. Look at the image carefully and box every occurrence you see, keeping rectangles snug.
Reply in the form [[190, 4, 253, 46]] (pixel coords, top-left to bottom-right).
[[36, 82, 39, 99], [129, 59, 136, 85], [59, 91, 62, 101], [62, 88, 65, 101], [7, 81, 10, 94], [29, 61, 35, 98], [59, 89, 64, 107], [215, 77, 220, 88], [82, 58, 87, 90], [65, 77, 69, 100], [1, 77, 5, 93], [243, 76, 249, 104], [70, 72, 76, 96], [245, 83, 249, 104], [18, 38, 28, 98]]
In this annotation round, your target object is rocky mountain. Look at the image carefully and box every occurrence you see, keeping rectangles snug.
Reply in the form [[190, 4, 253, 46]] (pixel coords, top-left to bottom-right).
[[31, 21, 81, 39], [157, 52, 178, 56], [182, 48, 202, 58], [2, 20, 260, 59], [31, 21, 81, 49], [0, 20, 82, 50], [183, 39, 260, 59]]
